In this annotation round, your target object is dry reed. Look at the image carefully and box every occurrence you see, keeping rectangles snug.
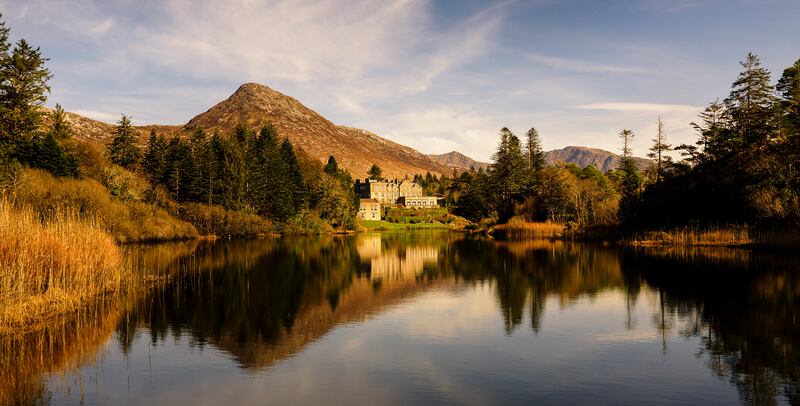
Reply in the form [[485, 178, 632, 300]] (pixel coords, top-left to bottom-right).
[[0, 200, 124, 330], [492, 217, 566, 239]]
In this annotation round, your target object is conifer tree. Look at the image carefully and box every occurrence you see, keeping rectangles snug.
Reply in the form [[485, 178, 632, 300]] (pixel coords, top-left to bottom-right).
[[724, 52, 776, 150], [368, 164, 383, 181], [524, 127, 546, 177], [617, 129, 642, 223], [0, 38, 52, 153], [647, 116, 672, 183], [281, 138, 307, 213], [109, 115, 141, 169], [490, 127, 527, 222], [777, 58, 800, 133], [324, 156, 339, 174], [143, 129, 167, 184]]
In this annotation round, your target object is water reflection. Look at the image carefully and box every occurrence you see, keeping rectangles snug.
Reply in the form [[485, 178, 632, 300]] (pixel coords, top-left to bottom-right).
[[0, 233, 798, 405]]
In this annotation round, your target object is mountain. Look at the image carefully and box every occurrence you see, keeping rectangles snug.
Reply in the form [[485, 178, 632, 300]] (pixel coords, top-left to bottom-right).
[[65, 83, 451, 178], [427, 151, 489, 171], [184, 83, 451, 178], [60, 83, 649, 177], [428, 146, 651, 173], [544, 146, 651, 172]]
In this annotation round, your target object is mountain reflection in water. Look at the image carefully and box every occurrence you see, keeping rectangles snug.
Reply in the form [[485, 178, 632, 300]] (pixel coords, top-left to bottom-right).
[[1, 232, 798, 405]]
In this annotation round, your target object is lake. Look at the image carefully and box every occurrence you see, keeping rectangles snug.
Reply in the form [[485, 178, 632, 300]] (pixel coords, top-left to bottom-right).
[[2, 232, 799, 405]]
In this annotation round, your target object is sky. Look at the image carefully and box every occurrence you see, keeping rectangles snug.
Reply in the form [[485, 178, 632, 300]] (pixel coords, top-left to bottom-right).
[[1, 0, 799, 161]]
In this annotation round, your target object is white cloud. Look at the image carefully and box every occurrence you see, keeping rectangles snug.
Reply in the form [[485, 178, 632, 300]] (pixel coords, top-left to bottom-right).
[[574, 102, 702, 112], [526, 53, 651, 75]]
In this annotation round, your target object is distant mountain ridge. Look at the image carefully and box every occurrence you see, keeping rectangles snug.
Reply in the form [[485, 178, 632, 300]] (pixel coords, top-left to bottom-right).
[[58, 83, 649, 177], [428, 146, 651, 173], [545, 146, 651, 172], [427, 151, 490, 171]]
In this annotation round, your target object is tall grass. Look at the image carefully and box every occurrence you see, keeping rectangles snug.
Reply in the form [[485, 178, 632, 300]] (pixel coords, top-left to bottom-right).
[[492, 217, 566, 239], [0, 200, 123, 330], [626, 225, 800, 248], [626, 225, 752, 246]]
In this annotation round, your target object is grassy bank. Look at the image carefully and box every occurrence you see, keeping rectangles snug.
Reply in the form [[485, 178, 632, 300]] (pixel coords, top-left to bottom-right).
[[623, 225, 800, 248], [362, 207, 471, 232], [0, 201, 124, 331]]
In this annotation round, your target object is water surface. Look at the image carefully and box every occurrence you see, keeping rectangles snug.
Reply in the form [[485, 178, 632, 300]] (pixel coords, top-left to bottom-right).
[[3, 232, 799, 405]]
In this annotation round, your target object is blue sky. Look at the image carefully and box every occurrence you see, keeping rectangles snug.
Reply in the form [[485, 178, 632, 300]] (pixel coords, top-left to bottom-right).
[[2, 0, 798, 161]]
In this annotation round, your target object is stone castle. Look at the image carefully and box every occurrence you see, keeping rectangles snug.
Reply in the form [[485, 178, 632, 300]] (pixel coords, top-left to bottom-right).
[[355, 179, 438, 208]]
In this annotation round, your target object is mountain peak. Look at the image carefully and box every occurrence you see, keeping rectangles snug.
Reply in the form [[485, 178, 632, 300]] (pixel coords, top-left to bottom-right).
[[183, 83, 450, 178]]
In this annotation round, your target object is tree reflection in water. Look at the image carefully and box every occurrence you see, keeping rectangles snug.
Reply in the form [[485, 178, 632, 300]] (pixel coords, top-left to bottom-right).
[[1, 233, 798, 405]]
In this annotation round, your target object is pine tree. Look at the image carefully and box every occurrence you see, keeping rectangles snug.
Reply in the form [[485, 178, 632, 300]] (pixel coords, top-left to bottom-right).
[[524, 127, 546, 176], [281, 138, 307, 214], [523, 127, 546, 200], [647, 116, 672, 183], [143, 129, 167, 184], [688, 99, 728, 162], [724, 52, 776, 150], [190, 127, 216, 204], [777, 58, 800, 133], [324, 156, 339, 175], [490, 127, 527, 222], [0, 38, 52, 150], [109, 115, 141, 169], [617, 129, 642, 223], [368, 163, 383, 181]]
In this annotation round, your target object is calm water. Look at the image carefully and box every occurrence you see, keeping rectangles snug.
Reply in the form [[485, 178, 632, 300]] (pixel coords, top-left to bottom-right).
[[2, 232, 799, 405]]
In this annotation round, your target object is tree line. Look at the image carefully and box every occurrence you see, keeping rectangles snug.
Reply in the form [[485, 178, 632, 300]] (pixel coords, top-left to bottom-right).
[[624, 52, 800, 229]]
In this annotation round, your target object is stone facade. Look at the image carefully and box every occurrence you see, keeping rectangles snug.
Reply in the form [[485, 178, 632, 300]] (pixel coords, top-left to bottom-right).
[[356, 178, 439, 208], [398, 196, 438, 208], [358, 199, 381, 221]]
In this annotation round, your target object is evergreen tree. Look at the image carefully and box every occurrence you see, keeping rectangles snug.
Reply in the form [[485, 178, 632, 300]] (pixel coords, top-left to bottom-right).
[[324, 155, 339, 174], [647, 116, 672, 183], [490, 127, 527, 222], [368, 163, 383, 181], [777, 58, 800, 133], [109, 115, 141, 169], [617, 129, 642, 223], [190, 127, 216, 204], [724, 52, 776, 151], [0, 38, 52, 151], [142, 129, 167, 184], [281, 138, 307, 214], [524, 127, 546, 177], [163, 136, 197, 201], [688, 99, 728, 162]]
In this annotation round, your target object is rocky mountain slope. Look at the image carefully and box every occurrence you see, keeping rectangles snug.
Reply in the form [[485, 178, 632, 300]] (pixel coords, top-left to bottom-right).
[[545, 146, 651, 172], [427, 151, 490, 171], [430, 146, 651, 173], [184, 83, 451, 178]]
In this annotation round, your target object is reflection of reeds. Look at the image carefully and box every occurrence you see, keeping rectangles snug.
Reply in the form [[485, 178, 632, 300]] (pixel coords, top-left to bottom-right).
[[0, 302, 121, 404], [0, 200, 123, 331]]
